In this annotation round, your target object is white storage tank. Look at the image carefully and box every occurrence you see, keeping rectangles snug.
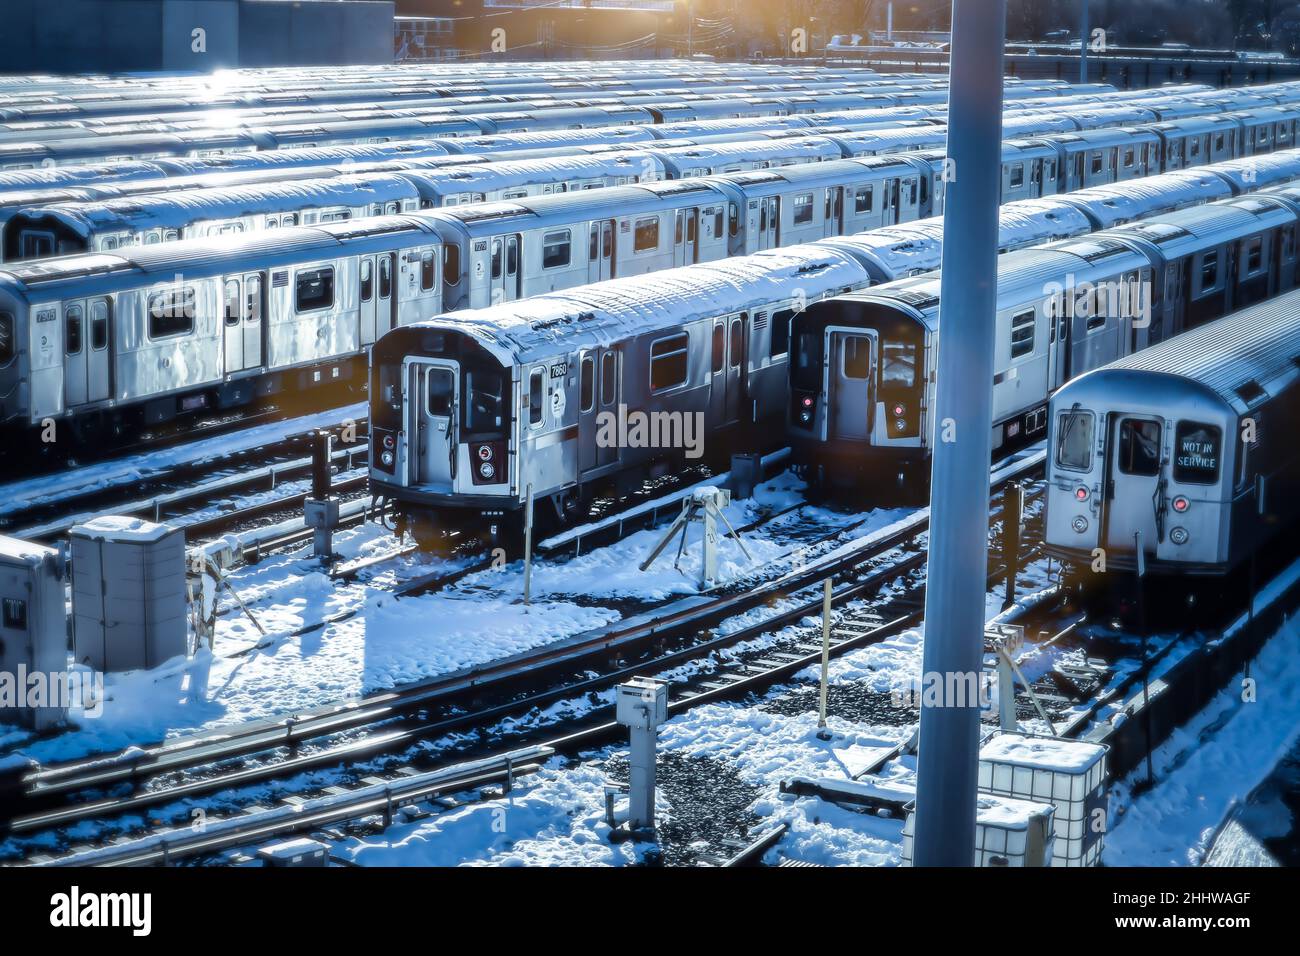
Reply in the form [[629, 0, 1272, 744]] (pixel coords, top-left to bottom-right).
[[0, 534, 68, 729], [69, 516, 187, 673], [978, 732, 1109, 866], [902, 793, 1056, 867]]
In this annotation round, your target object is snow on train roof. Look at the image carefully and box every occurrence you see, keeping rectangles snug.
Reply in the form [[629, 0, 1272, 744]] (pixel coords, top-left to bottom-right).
[[409, 244, 870, 364], [1061, 171, 1235, 228], [1207, 148, 1300, 190], [449, 127, 658, 152], [21, 173, 421, 233], [1082, 291, 1300, 411]]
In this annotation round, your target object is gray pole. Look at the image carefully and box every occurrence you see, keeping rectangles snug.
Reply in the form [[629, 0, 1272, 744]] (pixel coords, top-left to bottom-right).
[[1080, 0, 1089, 85], [912, 0, 1006, 867]]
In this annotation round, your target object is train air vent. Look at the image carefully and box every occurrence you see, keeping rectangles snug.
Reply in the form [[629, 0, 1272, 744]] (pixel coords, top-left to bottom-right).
[[1235, 380, 1267, 404]]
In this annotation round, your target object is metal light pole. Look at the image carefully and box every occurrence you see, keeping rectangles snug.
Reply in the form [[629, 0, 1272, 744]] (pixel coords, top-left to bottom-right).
[[1080, 0, 1089, 84], [911, 0, 1006, 867]]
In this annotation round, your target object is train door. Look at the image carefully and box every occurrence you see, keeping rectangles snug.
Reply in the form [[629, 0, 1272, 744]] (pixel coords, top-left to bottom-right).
[[588, 220, 614, 282], [223, 278, 246, 373], [881, 178, 896, 224], [757, 197, 778, 250], [1047, 293, 1070, 392], [596, 348, 620, 468], [63, 300, 87, 407], [578, 351, 600, 474], [824, 186, 843, 236], [359, 257, 377, 345], [377, 253, 396, 334], [710, 314, 745, 426], [408, 358, 459, 493], [683, 208, 699, 263], [727, 315, 745, 423], [490, 236, 520, 304], [86, 297, 110, 403], [243, 273, 263, 367], [827, 328, 876, 441], [1101, 414, 1165, 561]]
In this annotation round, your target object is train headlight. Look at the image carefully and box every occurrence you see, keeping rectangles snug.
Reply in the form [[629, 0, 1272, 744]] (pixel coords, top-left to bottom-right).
[[479, 460, 495, 480], [1172, 495, 1190, 513], [1074, 486, 1089, 502], [799, 409, 813, 424], [1071, 516, 1089, 534], [892, 403, 906, 418], [382, 434, 395, 450], [476, 443, 493, 462], [801, 396, 814, 408], [380, 450, 395, 468], [1170, 526, 1189, 545]]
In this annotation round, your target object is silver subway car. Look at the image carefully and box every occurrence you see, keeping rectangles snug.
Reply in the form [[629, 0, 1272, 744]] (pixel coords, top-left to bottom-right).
[[368, 243, 870, 541], [787, 193, 1300, 489], [0, 217, 443, 433], [1044, 293, 1300, 579]]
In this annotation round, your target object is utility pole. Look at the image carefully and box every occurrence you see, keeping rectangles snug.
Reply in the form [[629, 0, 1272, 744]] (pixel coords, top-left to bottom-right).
[[1080, 0, 1089, 84], [911, 0, 1006, 867]]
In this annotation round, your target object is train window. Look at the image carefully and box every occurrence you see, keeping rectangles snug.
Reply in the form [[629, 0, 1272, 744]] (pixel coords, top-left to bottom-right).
[[881, 342, 917, 387], [1245, 237, 1264, 275], [266, 218, 279, 229], [528, 368, 544, 426], [580, 356, 595, 413], [792, 193, 814, 226], [421, 252, 436, 292], [728, 203, 739, 238], [650, 333, 689, 392], [730, 318, 742, 369], [1214, 134, 1225, 151], [771, 309, 793, 358], [465, 369, 505, 432], [63, 304, 83, 356], [1010, 310, 1035, 359], [296, 268, 334, 313], [1055, 410, 1093, 472], [1090, 152, 1103, 175], [842, 337, 871, 380], [855, 186, 873, 213], [443, 245, 461, 287], [908, 179, 918, 205], [148, 288, 195, 339], [1188, 138, 1200, 158], [543, 230, 571, 269], [427, 369, 454, 417], [0, 312, 13, 367], [246, 276, 262, 323], [1173, 422, 1222, 485], [360, 260, 373, 303], [714, 208, 724, 238], [1009, 164, 1024, 188], [1117, 418, 1162, 477], [633, 218, 659, 254], [283, 214, 298, 227], [712, 324, 725, 374], [223, 280, 241, 327], [600, 352, 616, 406], [1199, 251, 1219, 292], [491, 241, 502, 280], [590, 225, 600, 260], [674, 213, 683, 245]]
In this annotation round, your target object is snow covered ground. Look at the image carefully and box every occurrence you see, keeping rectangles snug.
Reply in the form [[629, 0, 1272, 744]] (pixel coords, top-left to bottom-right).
[[0, 470, 908, 769]]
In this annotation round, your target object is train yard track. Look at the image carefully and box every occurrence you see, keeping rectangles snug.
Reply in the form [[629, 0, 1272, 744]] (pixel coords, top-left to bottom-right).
[[1, 451, 1051, 865]]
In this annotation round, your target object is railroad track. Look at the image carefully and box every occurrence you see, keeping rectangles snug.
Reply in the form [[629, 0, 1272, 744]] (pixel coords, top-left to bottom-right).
[[2, 451, 1050, 865]]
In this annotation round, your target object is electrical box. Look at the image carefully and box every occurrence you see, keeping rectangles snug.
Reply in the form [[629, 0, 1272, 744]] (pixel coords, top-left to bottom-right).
[[0, 535, 68, 729], [615, 677, 668, 730], [978, 733, 1109, 867], [70, 516, 187, 673]]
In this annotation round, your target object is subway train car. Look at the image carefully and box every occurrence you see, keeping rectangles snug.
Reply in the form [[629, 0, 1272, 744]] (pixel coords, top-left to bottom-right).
[[367, 243, 869, 542], [1043, 295, 1299, 603], [786, 193, 1300, 491]]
